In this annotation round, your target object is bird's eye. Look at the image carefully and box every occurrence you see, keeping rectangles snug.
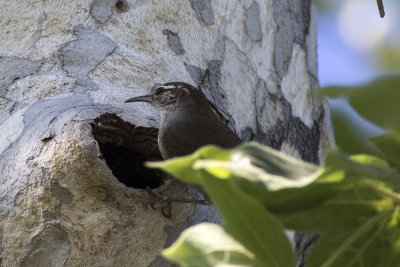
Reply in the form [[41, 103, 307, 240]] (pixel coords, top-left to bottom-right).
[[155, 87, 164, 95]]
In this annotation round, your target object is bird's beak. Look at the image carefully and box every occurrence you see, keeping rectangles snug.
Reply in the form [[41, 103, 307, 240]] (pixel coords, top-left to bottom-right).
[[124, 95, 153, 103]]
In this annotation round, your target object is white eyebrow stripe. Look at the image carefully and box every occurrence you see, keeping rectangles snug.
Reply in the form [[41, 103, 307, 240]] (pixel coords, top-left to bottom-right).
[[161, 85, 176, 89]]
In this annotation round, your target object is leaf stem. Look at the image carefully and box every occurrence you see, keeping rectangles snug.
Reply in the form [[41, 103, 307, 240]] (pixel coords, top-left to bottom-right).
[[345, 211, 389, 266], [321, 210, 391, 267], [362, 181, 400, 203]]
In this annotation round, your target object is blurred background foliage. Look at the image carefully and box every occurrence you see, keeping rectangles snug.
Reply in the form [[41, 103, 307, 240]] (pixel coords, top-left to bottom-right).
[[317, 0, 400, 156]]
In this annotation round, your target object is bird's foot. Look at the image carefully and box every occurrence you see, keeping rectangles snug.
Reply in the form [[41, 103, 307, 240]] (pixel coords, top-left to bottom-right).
[[146, 187, 210, 205], [146, 187, 210, 218]]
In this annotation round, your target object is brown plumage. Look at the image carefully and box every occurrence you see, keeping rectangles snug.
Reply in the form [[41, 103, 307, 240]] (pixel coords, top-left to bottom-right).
[[125, 82, 242, 159], [125, 82, 242, 203]]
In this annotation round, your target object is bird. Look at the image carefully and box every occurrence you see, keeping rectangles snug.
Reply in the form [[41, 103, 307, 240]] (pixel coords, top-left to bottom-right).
[[125, 82, 242, 204]]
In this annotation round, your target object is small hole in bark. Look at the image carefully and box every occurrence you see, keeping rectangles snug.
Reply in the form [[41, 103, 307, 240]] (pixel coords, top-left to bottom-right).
[[115, 0, 129, 12], [90, 113, 165, 189]]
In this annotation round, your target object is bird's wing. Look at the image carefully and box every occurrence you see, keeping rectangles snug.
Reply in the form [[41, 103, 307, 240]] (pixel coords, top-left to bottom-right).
[[159, 125, 198, 158], [158, 134, 173, 159], [159, 116, 241, 159]]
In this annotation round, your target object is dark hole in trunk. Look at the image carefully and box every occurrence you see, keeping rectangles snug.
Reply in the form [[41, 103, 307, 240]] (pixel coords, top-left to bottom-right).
[[90, 113, 165, 189]]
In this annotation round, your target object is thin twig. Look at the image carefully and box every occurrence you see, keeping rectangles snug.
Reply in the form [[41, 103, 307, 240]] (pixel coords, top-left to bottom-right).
[[377, 0, 385, 18]]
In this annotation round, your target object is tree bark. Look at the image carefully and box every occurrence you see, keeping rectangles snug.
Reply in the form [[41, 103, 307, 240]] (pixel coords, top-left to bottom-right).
[[0, 0, 334, 266]]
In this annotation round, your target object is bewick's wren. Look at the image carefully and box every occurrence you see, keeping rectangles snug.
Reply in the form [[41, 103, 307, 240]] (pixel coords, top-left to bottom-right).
[[125, 82, 242, 203]]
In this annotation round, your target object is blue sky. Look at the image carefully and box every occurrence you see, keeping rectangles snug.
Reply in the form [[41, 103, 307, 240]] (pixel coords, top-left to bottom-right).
[[317, 0, 399, 86]]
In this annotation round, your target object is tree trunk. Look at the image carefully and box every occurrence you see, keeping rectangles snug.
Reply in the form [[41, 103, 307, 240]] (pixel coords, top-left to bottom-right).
[[0, 0, 334, 266]]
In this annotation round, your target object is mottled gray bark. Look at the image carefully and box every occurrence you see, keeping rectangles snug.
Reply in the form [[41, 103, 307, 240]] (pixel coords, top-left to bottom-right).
[[0, 0, 333, 266]]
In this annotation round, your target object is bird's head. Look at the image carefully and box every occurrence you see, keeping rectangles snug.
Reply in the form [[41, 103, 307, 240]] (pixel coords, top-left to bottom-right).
[[125, 82, 207, 111]]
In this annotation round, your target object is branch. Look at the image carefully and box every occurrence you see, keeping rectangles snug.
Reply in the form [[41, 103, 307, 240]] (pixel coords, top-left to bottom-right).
[[376, 0, 385, 18]]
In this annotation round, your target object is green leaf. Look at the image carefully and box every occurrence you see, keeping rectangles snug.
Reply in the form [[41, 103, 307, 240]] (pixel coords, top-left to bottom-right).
[[192, 143, 400, 266], [321, 76, 400, 131], [195, 143, 319, 191], [147, 146, 231, 184], [148, 145, 295, 267], [328, 99, 382, 155], [149, 143, 400, 267], [194, 143, 327, 213], [163, 223, 255, 267], [370, 131, 400, 171]]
